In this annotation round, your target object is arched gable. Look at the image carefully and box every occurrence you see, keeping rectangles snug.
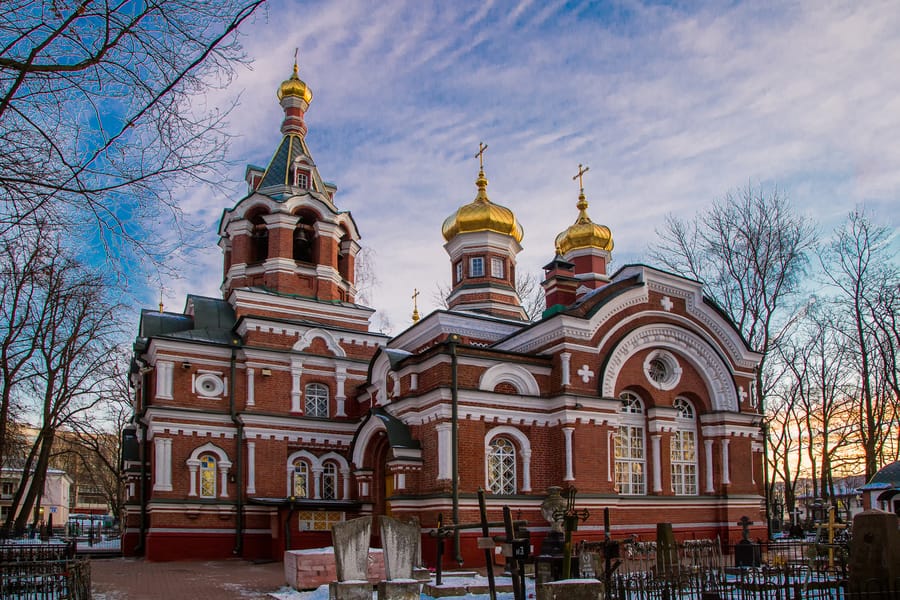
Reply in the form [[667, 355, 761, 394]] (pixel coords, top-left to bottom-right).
[[601, 323, 738, 412], [293, 328, 346, 357], [187, 442, 231, 467], [479, 363, 540, 395]]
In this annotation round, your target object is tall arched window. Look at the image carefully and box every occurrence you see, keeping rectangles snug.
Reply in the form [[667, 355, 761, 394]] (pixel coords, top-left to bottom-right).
[[487, 437, 517, 495], [321, 462, 338, 500], [199, 455, 217, 499], [671, 397, 698, 495], [615, 391, 646, 495], [305, 383, 329, 417], [292, 460, 310, 498]]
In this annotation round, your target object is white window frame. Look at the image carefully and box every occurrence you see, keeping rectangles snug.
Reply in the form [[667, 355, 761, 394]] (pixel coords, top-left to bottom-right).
[[455, 261, 463, 283], [487, 437, 517, 495], [490, 257, 504, 278], [199, 455, 217, 499], [304, 383, 329, 418], [295, 169, 309, 188], [321, 462, 338, 500], [615, 391, 646, 495], [469, 256, 485, 278], [671, 397, 698, 495], [292, 460, 310, 498]]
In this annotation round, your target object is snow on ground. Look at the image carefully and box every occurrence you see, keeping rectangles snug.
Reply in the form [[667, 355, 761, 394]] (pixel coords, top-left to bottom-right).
[[269, 574, 537, 600]]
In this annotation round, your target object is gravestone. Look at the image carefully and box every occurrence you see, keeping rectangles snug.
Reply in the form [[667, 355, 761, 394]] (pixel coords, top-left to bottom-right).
[[377, 516, 422, 600], [330, 516, 373, 600], [847, 511, 900, 598], [656, 522, 678, 576], [733, 516, 761, 568]]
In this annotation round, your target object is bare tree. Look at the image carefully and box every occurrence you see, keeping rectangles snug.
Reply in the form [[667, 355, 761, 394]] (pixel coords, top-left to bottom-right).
[[819, 210, 900, 479], [1, 238, 121, 535], [0, 0, 265, 264], [650, 184, 816, 523]]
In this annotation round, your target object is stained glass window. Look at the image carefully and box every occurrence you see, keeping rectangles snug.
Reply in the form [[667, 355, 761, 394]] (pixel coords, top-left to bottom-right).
[[488, 437, 516, 495], [305, 383, 329, 418], [293, 461, 309, 498], [200, 455, 216, 498], [297, 511, 344, 531]]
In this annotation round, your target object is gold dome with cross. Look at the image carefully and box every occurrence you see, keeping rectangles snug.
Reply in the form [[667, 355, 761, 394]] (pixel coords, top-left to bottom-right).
[[554, 164, 613, 254], [442, 143, 523, 243]]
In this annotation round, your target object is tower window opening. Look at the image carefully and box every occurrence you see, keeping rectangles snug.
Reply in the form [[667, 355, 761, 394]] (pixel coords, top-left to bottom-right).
[[455, 261, 463, 283], [491, 257, 504, 278], [294, 169, 310, 188], [249, 214, 269, 263], [470, 257, 485, 278]]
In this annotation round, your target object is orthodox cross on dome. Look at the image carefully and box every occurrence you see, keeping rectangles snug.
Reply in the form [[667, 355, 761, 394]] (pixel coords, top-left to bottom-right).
[[411, 288, 420, 323], [475, 142, 489, 169], [573, 163, 590, 193], [293, 47, 300, 73], [158, 287, 164, 313]]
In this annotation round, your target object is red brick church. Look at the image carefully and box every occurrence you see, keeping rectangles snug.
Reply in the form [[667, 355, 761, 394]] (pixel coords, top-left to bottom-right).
[[122, 63, 765, 562]]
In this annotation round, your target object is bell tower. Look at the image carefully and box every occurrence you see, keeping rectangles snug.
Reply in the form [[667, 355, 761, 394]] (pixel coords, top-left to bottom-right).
[[218, 60, 362, 306]]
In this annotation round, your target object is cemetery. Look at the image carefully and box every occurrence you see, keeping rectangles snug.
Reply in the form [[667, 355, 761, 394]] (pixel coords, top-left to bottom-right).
[[278, 489, 899, 600]]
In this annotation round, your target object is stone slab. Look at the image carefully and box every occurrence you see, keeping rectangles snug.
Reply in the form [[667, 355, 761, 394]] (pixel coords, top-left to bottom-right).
[[329, 580, 372, 600], [285, 548, 385, 590], [848, 510, 900, 595], [333, 516, 373, 581], [377, 580, 421, 600], [536, 579, 603, 600], [380, 515, 420, 580]]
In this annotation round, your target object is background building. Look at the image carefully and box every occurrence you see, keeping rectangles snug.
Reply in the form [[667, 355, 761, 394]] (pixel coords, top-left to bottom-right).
[[123, 64, 765, 562]]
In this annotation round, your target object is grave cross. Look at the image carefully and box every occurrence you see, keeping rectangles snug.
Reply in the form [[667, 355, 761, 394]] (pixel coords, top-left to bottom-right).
[[552, 488, 590, 579], [737, 516, 753, 542], [817, 505, 848, 568]]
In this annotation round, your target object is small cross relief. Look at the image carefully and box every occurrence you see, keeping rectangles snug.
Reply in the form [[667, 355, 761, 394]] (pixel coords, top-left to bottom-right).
[[661, 296, 674, 311], [577, 364, 594, 383], [738, 386, 748, 405]]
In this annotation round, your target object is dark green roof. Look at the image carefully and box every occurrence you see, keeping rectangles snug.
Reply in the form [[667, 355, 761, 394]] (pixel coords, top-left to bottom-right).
[[138, 296, 239, 347], [258, 135, 307, 189], [373, 408, 420, 450], [863, 461, 900, 489]]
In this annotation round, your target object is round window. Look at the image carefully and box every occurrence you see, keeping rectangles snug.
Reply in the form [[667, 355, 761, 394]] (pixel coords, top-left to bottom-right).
[[195, 373, 224, 397], [642, 351, 682, 390]]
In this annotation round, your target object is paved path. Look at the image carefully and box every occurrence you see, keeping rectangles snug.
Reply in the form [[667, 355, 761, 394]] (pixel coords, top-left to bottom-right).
[[91, 557, 288, 599]]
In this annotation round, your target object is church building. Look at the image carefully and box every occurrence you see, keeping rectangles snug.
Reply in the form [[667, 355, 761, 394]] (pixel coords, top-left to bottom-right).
[[123, 63, 765, 562]]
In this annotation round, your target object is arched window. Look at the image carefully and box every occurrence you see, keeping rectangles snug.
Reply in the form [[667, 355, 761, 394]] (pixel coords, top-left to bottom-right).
[[305, 383, 329, 417], [615, 391, 646, 495], [321, 462, 338, 500], [671, 397, 698, 495], [199, 455, 217, 499], [487, 437, 517, 495], [249, 214, 268, 263], [292, 460, 310, 498]]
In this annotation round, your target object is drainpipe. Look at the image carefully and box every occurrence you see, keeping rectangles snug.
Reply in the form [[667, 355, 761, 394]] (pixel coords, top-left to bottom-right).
[[448, 334, 462, 564], [135, 366, 150, 556], [230, 346, 244, 555]]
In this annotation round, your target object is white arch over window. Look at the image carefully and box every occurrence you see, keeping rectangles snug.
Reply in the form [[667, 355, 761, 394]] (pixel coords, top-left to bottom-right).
[[601, 324, 738, 411], [186, 443, 232, 498], [351, 415, 386, 469], [479, 364, 540, 396], [286, 450, 318, 497], [483, 426, 531, 492], [293, 328, 346, 357]]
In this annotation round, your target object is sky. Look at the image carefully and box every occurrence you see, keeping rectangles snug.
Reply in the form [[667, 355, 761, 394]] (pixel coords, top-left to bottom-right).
[[156, 0, 900, 334]]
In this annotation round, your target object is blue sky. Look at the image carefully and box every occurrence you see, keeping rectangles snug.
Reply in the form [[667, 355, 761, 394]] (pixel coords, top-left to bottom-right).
[[157, 0, 900, 333]]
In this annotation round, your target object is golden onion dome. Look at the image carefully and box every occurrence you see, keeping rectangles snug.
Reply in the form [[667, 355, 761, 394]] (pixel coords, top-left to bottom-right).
[[277, 62, 313, 104], [442, 168, 523, 243], [554, 191, 614, 255]]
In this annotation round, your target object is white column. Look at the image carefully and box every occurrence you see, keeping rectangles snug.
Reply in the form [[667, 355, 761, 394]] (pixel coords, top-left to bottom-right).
[[560, 352, 572, 386], [219, 464, 229, 498], [652, 434, 663, 493], [607, 430, 615, 482], [246, 441, 256, 494], [291, 361, 303, 412], [335, 367, 347, 417], [563, 427, 575, 481], [153, 437, 172, 491], [312, 467, 323, 499], [156, 361, 173, 399], [410, 373, 418, 391], [704, 439, 715, 493], [721, 438, 731, 485], [521, 450, 532, 492], [187, 460, 199, 496], [436, 423, 452, 480], [246, 368, 255, 407], [341, 468, 351, 500]]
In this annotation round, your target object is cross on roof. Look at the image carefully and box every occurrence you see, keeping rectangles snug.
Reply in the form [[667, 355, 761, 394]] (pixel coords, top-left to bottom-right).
[[475, 142, 488, 169], [573, 163, 590, 192]]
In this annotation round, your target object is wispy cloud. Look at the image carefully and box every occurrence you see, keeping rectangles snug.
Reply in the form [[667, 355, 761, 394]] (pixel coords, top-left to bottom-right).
[[141, 0, 900, 333]]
